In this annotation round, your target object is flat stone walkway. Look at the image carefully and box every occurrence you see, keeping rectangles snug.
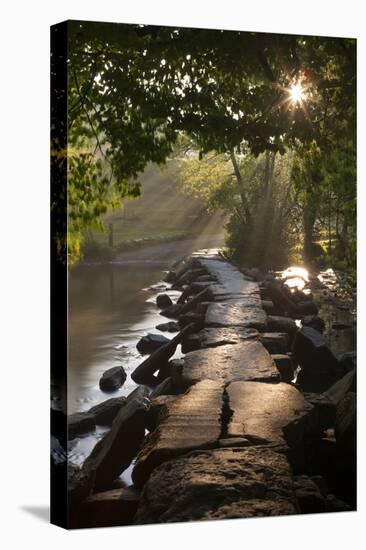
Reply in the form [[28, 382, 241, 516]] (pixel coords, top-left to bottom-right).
[[134, 447, 297, 523], [132, 379, 224, 487], [131, 250, 308, 518], [181, 341, 280, 387]]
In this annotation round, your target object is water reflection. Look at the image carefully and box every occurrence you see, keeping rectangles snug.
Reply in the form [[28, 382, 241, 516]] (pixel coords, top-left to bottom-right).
[[280, 266, 309, 291], [280, 265, 355, 358], [67, 264, 179, 414]]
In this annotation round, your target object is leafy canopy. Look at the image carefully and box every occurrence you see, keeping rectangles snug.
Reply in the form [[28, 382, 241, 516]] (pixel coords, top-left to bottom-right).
[[63, 21, 355, 258]]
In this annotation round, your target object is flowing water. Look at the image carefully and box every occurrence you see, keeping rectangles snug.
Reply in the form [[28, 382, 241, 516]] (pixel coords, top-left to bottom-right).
[[67, 263, 180, 415], [66, 263, 181, 479], [63, 234, 225, 479]]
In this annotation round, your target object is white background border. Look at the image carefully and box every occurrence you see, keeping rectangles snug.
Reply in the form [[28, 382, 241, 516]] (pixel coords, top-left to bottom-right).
[[1, 1, 364, 548]]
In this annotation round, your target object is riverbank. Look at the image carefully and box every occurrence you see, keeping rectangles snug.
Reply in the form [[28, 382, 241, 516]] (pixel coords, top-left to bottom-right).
[[61, 250, 356, 528]]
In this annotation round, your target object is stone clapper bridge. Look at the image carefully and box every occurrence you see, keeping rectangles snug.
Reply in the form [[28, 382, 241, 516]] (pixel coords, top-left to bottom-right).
[[72, 249, 350, 526]]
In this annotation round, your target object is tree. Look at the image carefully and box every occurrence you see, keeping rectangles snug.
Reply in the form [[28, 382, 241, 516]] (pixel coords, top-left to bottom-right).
[[61, 20, 355, 262]]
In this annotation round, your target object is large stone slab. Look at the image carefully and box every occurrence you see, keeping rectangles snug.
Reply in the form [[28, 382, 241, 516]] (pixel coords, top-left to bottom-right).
[[198, 327, 259, 348], [81, 397, 150, 492], [132, 380, 224, 488], [205, 300, 267, 330], [227, 381, 313, 446], [87, 396, 127, 425], [181, 342, 279, 388], [293, 326, 342, 392], [195, 257, 261, 299], [134, 447, 297, 523], [209, 283, 261, 300]]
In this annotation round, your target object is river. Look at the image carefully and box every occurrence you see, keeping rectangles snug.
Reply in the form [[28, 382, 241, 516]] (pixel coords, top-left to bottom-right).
[[65, 243, 355, 482], [66, 235, 224, 476]]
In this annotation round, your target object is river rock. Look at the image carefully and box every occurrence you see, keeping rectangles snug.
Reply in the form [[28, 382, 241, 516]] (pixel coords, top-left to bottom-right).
[[149, 377, 173, 399], [179, 287, 212, 314], [81, 396, 150, 492], [302, 392, 335, 432], [134, 447, 297, 523], [205, 300, 267, 331], [264, 281, 299, 316], [196, 274, 216, 283], [136, 333, 170, 354], [68, 413, 96, 439], [156, 321, 180, 333], [87, 396, 126, 425], [291, 288, 314, 303], [126, 385, 151, 402], [190, 281, 213, 294], [293, 326, 341, 392], [298, 301, 318, 316], [78, 486, 141, 528], [163, 270, 176, 283], [198, 327, 259, 348], [146, 395, 177, 432], [196, 301, 213, 315], [131, 324, 194, 385], [156, 294, 173, 309], [168, 358, 185, 391], [178, 312, 204, 330], [271, 354, 294, 383], [261, 300, 279, 315], [181, 333, 201, 353], [132, 380, 224, 488], [227, 381, 313, 447], [99, 366, 127, 392], [324, 369, 356, 405], [160, 303, 183, 318], [259, 332, 289, 354], [176, 285, 192, 304], [181, 342, 279, 388], [339, 351, 356, 374], [267, 316, 297, 340], [302, 315, 325, 333]]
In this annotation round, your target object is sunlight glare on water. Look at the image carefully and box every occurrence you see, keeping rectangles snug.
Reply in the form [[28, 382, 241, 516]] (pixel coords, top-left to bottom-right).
[[280, 266, 309, 291]]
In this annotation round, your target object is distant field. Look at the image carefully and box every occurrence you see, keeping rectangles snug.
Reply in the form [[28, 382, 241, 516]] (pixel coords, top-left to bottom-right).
[[89, 161, 225, 248]]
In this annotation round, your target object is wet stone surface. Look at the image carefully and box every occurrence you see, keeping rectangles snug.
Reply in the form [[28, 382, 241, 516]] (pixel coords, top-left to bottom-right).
[[181, 341, 279, 388]]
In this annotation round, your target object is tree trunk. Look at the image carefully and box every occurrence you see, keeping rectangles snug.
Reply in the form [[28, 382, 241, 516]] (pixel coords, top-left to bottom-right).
[[230, 150, 252, 226], [303, 199, 316, 262]]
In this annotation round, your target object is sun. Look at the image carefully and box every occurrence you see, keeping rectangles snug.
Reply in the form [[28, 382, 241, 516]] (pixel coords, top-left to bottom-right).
[[289, 82, 305, 104]]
